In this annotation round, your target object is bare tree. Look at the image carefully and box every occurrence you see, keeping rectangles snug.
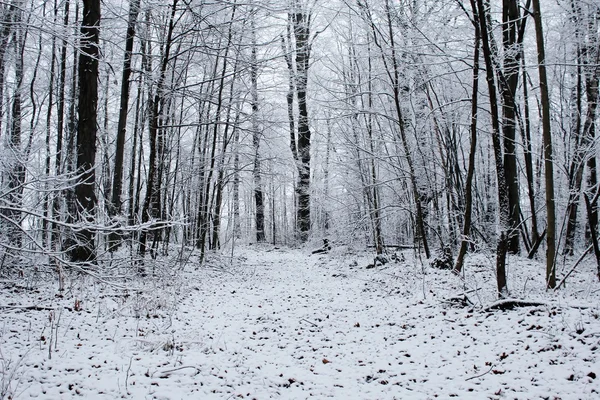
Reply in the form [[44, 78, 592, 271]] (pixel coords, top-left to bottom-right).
[[109, 0, 141, 250], [531, 0, 556, 288], [71, 0, 100, 263]]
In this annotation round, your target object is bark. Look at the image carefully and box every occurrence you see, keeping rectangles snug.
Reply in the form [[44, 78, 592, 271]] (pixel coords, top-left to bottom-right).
[[455, 0, 481, 274], [5, 8, 25, 247], [520, 52, 539, 249], [477, 0, 509, 297], [531, 0, 557, 289], [365, 41, 383, 255], [44, 1, 58, 245], [251, 14, 265, 243], [139, 0, 178, 258], [51, 0, 70, 246], [0, 1, 21, 143], [292, 3, 312, 241], [64, 2, 80, 226], [109, 0, 141, 248], [565, 0, 590, 254], [384, 0, 430, 258], [71, 0, 101, 263], [196, 2, 237, 259], [501, 0, 522, 253], [232, 126, 241, 239]]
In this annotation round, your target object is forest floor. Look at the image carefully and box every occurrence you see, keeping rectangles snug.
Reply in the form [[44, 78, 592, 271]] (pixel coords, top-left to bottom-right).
[[0, 244, 599, 399]]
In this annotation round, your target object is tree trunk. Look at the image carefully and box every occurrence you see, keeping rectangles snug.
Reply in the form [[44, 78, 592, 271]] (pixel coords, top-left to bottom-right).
[[292, 3, 312, 242], [455, 0, 481, 274], [109, 0, 141, 249], [477, 0, 509, 297], [51, 0, 70, 247], [251, 14, 265, 243], [383, 0, 430, 258], [520, 51, 539, 249], [71, 0, 100, 263], [501, 0, 522, 254], [139, 0, 178, 258], [5, 7, 25, 247], [531, 0, 557, 289]]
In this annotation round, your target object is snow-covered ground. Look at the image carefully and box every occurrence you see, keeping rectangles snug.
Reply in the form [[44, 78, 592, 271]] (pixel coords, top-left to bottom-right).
[[1, 245, 599, 399]]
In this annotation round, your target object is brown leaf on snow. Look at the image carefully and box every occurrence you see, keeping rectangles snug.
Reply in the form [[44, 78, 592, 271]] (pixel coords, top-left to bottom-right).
[[322, 358, 330, 364]]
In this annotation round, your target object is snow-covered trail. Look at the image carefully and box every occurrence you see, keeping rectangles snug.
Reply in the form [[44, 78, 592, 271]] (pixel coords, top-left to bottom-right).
[[1, 247, 599, 399], [169, 248, 599, 399]]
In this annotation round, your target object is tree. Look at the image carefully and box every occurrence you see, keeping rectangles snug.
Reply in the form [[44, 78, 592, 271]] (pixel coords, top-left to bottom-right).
[[109, 0, 141, 250], [531, 0, 556, 288], [476, 0, 509, 296], [139, 0, 179, 258], [455, 0, 481, 274], [500, 0, 527, 254], [251, 9, 266, 243], [291, 0, 313, 242], [71, 0, 100, 263]]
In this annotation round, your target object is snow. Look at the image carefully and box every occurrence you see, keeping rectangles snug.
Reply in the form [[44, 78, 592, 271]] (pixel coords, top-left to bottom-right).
[[1, 246, 599, 399]]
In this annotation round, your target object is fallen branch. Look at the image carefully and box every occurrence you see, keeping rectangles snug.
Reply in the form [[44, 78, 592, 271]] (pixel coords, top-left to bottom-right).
[[527, 228, 547, 259], [300, 318, 318, 327], [0, 305, 55, 311], [157, 365, 201, 378], [556, 245, 593, 290], [466, 364, 495, 381], [483, 299, 546, 312]]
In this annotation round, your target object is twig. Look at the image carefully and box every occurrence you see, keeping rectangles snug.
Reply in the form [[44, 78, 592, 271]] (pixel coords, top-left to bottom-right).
[[556, 245, 593, 290], [466, 364, 495, 381], [300, 318, 318, 327], [125, 356, 133, 392], [157, 365, 200, 378]]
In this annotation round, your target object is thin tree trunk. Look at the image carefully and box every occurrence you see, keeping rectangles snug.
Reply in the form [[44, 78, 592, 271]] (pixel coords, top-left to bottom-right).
[[521, 52, 539, 248], [64, 2, 79, 226], [384, 0, 430, 258], [251, 14, 265, 243], [51, 0, 70, 246], [139, 0, 178, 258], [531, 0, 557, 289], [455, 0, 480, 274], [5, 7, 25, 247], [109, 0, 141, 249]]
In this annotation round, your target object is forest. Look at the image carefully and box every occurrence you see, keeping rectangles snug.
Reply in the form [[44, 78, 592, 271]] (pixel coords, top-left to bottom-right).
[[0, 0, 599, 289], [0, 0, 600, 398]]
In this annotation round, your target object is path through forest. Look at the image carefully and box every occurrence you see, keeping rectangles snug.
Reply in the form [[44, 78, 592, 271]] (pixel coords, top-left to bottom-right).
[[0, 247, 599, 399]]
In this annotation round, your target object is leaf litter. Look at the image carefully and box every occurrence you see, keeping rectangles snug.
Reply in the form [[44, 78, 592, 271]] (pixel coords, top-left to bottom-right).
[[0, 246, 599, 399]]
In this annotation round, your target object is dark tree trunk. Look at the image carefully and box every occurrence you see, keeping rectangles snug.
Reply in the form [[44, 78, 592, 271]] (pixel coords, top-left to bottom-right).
[[455, 0, 480, 274], [531, 0, 557, 288], [501, 0, 522, 254], [109, 0, 141, 249], [5, 9, 25, 247], [71, 0, 100, 263], [139, 0, 178, 258], [520, 51, 539, 249], [51, 0, 70, 247], [292, 5, 312, 241], [477, 0, 509, 297]]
